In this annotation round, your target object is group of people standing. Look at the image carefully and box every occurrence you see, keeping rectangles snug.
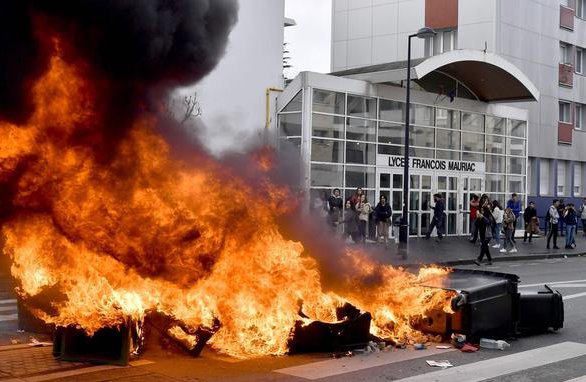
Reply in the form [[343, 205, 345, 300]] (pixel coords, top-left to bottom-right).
[[545, 198, 586, 250], [317, 188, 394, 247]]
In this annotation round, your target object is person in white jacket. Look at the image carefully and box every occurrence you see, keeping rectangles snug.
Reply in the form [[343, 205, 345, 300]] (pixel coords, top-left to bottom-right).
[[491, 200, 504, 249], [579, 197, 586, 237]]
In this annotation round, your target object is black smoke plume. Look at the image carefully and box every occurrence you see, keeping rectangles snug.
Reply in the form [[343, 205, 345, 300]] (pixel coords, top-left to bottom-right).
[[0, 0, 238, 128]]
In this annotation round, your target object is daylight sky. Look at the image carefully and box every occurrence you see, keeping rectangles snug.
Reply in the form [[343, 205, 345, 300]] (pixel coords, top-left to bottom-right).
[[284, 0, 332, 78]]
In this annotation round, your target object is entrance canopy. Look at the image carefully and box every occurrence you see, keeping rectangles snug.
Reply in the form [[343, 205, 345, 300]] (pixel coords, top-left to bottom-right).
[[331, 50, 540, 103]]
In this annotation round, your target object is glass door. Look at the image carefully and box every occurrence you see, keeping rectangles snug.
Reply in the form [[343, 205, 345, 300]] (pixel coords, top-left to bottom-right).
[[460, 175, 483, 236], [408, 174, 432, 236], [435, 175, 459, 236]]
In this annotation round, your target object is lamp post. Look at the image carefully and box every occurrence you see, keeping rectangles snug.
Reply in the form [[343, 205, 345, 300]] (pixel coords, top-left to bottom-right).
[[399, 27, 437, 244]]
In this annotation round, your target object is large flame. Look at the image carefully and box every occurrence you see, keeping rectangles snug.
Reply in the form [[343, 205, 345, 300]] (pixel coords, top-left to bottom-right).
[[1, 52, 454, 358]]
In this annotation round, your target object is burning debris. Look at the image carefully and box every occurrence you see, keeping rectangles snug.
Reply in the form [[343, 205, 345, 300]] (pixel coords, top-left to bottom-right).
[[0, 0, 459, 362]]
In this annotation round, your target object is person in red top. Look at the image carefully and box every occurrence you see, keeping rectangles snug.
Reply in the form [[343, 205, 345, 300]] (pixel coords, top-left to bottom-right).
[[350, 187, 364, 207], [469, 194, 480, 243]]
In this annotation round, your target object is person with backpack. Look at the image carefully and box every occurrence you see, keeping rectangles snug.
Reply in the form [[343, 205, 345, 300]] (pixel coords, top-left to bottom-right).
[[474, 206, 494, 266], [374, 195, 392, 248], [579, 197, 586, 237], [491, 200, 504, 249], [547, 199, 561, 250], [523, 201, 538, 243], [563, 204, 577, 249], [501, 207, 517, 253]]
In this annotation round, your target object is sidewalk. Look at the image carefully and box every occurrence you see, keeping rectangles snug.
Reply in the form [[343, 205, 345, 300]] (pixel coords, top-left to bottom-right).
[[360, 232, 586, 268]]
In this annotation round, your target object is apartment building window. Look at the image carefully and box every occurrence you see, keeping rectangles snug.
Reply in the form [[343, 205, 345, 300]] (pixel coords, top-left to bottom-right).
[[577, 104, 585, 129], [577, 48, 584, 74], [574, 164, 582, 196], [577, 0, 585, 18], [559, 101, 572, 123], [560, 43, 571, 65], [558, 161, 566, 196], [540, 159, 550, 195], [560, 0, 570, 6], [424, 30, 457, 57]]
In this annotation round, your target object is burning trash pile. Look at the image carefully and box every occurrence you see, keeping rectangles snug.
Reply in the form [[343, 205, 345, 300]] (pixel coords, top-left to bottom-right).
[[0, 0, 457, 362]]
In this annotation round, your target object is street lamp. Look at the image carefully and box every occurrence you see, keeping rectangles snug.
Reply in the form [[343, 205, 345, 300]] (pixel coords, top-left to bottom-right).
[[399, 27, 437, 244]]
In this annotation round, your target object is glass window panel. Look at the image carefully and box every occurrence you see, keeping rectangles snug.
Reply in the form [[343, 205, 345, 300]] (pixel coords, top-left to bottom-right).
[[282, 91, 302, 112], [409, 213, 419, 235], [409, 191, 420, 210], [379, 99, 405, 122], [378, 144, 403, 156], [346, 142, 376, 164], [508, 176, 525, 194], [347, 95, 377, 119], [447, 214, 457, 235], [278, 138, 302, 159], [485, 116, 505, 135], [507, 138, 526, 156], [278, 113, 302, 137], [486, 155, 505, 173], [393, 174, 403, 189], [462, 112, 484, 132], [422, 192, 432, 211], [449, 177, 458, 190], [462, 152, 485, 162], [410, 126, 435, 148], [380, 173, 390, 188], [436, 150, 460, 160], [310, 164, 344, 187], [486, 135, 505, 154], [486, 174, 506, 193], [422, 176, 432, 190], [392, 191, 403, 211], [313, 89, 345, 115], [448, 192, 457, 211], [412, 104, 434, 126], [438, 176, 447, 190], [312, 114, 344, 139], [436, 129, 460, 150], [311, 139, 344, 163], [345, 166, 376, 188], [421, 213, 431, 236], [461, 132, 485, 152], [508, 157, 526, 175], [410, 147, 435, 158], [436, 109, 461, 129], [470, 178, 482, 192], [378, 122, 404, 145], [508, 120, 527, 138], [410, 175, 420, 189], [347, 118, 376, 142]]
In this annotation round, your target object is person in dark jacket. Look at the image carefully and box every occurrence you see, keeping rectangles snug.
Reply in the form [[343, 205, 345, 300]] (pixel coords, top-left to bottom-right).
[[469, 194, 480, 243], [523, 201, 537, 243], [564, 204, 577, 249], [557, 198, 566, 237], [374, 195, 392, 248], [425, 193, 445, 241], [506, 193, 522, 244], [328, 188, 343, 235], [343, 199, 360, 243], [474, 206, 494, 266]]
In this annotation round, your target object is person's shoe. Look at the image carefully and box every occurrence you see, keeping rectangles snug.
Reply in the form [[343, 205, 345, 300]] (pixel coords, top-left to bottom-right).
[[553, 246, 560, 249], [423, 236, 430, 240], [528, 239, 532, 243], [546, 246, 550, 249], [523, 239, 527, 243], [499, 248, 507, 253], [509, 248, 518, 253], [565, 245, 572, 249], [469, 239, 476, 244], [487, 261, 493, 266], [492, 244, 500, 248], [473, 259, 481, 266]]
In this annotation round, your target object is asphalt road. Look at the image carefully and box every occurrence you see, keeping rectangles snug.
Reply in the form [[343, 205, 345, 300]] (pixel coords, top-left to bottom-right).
[[1, 257, 586, 382]]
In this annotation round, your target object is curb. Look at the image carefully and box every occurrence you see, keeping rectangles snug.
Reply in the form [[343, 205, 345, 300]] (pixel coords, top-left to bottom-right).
[[396, 252, 586, 268]]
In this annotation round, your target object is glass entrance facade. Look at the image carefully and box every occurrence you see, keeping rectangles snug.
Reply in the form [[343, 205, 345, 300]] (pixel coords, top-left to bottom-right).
[[277, 80, 529, 237]]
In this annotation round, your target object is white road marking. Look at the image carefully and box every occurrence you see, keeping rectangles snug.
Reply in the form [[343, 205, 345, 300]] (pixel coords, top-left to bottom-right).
[[0, 313, 18, 322], [0, 306, 17, 312], [519, 279, 586, 288], [565, 375, 586, 382], [274, 347, 455, 380], [564, 292, 586, 301], [0, 299, 17, 305], [396, 342, 586, 382], [547, 284, 586, 288]]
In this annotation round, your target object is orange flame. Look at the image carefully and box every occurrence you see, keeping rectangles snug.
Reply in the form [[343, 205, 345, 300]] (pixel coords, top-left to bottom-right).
[[1, 53, 455, 358]]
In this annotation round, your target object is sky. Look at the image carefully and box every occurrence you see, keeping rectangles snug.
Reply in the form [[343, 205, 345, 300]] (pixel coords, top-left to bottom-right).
[[284, 0, 332, 78]]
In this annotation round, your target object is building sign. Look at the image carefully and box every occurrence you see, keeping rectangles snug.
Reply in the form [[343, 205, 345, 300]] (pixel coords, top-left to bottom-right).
[[377, 155, 485, 173]]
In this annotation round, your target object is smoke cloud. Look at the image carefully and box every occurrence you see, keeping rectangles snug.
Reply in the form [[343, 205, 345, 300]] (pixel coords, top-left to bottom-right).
[[0, 0, 239, 127]]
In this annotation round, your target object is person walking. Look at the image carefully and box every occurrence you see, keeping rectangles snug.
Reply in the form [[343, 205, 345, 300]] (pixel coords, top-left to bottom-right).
[[491, 200, 504, 249], [501, 207, 517, 253], [546, 199, 561, 250], [564, 204, 577, 249], [469, 194, 480, 243], [506, 193, 522, 244], [523, 201, 538, 243], [356, 194, 372, 243], [328, 188, 344, 236], [374, 195, 392, 248], [474, 206, 494, 266], [425, 193, 445, 242], [579, 197, 586, 237]]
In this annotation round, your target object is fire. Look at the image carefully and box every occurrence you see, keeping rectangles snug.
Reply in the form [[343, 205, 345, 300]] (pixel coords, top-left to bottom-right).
[[1, 51, 455, 358]]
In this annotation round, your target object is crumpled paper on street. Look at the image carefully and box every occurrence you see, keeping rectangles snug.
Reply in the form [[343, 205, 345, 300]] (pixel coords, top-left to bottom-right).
[[426, 360, 454, 369]]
